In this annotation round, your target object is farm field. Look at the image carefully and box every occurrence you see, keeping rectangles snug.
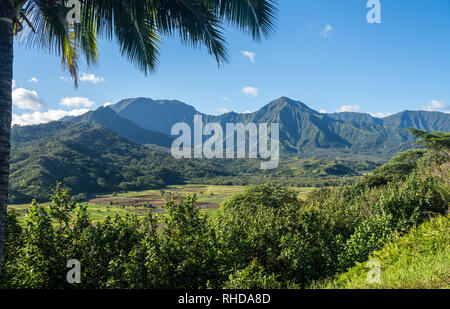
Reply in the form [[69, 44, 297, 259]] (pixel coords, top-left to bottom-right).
[[9, 184, 317, 224]]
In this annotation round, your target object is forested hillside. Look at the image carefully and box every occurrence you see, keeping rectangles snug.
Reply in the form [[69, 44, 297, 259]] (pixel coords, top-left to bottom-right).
[[9, 122, 374, 204], [9, 123, 231, 203], [105, 96, 449, 160]]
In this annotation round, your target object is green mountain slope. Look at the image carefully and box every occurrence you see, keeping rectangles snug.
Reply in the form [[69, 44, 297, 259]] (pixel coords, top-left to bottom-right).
[[11, 121, 77, 145], [326, 112, 383, 126], [9, 97, 449, 203], [327, 110, 450, 132], [383, 110, 450, 132], [204, 97, 419, 160], [11, 108, 174, 148], [9, 121, 378, 203], [106, 96, 449, 160], [71, 106, 174, 147], [110, 97, 202, 135], [14, 97, 448, 161], [8, 123, 231, 203]]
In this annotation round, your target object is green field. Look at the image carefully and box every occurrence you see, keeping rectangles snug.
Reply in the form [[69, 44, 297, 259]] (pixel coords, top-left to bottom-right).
[[9, 184, 317, 224]]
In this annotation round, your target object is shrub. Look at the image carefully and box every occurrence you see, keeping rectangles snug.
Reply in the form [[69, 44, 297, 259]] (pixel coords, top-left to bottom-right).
[[223, 260, 282, 289]]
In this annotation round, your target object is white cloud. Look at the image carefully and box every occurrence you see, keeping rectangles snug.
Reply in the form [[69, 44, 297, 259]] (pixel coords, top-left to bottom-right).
[[28, 77, 38, 83], [103, 102, 113, 107], [222, 97, 230, 101], [241, 51, 256, 63], [79, 73, 105, 84], [242, 86, 259, 98], [337, 105, 361, 113], [218, 107, 230, 114], [60, 97, 95, 108], [319, 109, 327, 114], [60, 76, 71, 82], [12, 88, 45, 111], [334, 104, 392, 118], [12, 109, 90, 126], [370, 112, 392, 118], [320, 24, 334, 38], [12, 80, 16, 89], [243, 110, 252, 114], [334, 105, 391, 118], [422, 100, 449, 113]]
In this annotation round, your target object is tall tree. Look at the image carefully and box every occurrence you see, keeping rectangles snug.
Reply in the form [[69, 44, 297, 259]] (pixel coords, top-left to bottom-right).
[[408, 128, 450, 151], [0, 0, 277, 270]]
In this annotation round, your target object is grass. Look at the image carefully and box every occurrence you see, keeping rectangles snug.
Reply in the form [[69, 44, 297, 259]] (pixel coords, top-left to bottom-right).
[[291, 186, 316, 200], [316, 215, 450, 289]]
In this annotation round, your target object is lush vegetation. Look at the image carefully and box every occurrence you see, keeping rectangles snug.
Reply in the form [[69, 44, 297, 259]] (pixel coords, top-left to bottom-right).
[[317, 215, 449, 289], [1, 131, 448, 288], [9, 124, 231, 203], [8, 184, 249, 225], [9, 122, 375, 204]]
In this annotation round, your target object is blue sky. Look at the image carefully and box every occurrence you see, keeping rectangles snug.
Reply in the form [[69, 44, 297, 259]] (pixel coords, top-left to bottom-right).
[[11, 0, 450, 125]]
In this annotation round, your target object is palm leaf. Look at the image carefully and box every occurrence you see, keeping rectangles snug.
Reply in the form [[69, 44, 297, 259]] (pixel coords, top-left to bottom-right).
[[154, 0, 228, 64], [12, 0, 278, 83], [213, 0, 278, 40]]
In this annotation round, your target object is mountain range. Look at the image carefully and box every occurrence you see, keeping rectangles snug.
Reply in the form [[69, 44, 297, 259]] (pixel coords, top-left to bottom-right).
[[43, 96, 449, 161], [12, 96, 450, 161], [9, 96, 449, 203]]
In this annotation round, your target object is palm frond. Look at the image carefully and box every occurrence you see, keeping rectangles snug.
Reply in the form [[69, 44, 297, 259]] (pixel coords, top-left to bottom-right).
[[12, 0, 278, 82], [213, 0, 278, 40], [82, 0, 161, 73], [154, 0, 228, 64], [17, 0, 99, 87]]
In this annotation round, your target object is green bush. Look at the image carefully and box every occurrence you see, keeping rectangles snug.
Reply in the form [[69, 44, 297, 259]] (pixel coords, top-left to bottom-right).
[[223, 260, 282, 289]]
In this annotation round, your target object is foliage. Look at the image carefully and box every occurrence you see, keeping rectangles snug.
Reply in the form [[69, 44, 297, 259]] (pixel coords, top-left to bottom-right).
[[1, 142, 449, 288], [409, 129, 450, 151], [318, 215, 450, 289], [223, 260, 282, 289]]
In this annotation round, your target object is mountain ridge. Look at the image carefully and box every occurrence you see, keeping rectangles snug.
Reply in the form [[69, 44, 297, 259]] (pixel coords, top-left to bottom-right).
[[103, 96, 449, 160], [71, 106, 174, 147], [11, 96, 450, 161]]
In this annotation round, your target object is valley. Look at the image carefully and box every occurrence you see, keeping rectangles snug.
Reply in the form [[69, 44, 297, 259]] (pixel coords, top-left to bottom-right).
[[9, 184, 316, 224], [8, 96, 449, 205]]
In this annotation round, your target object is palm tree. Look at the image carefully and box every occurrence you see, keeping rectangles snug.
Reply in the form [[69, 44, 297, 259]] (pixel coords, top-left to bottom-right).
[[0, 0, 277, 270]]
